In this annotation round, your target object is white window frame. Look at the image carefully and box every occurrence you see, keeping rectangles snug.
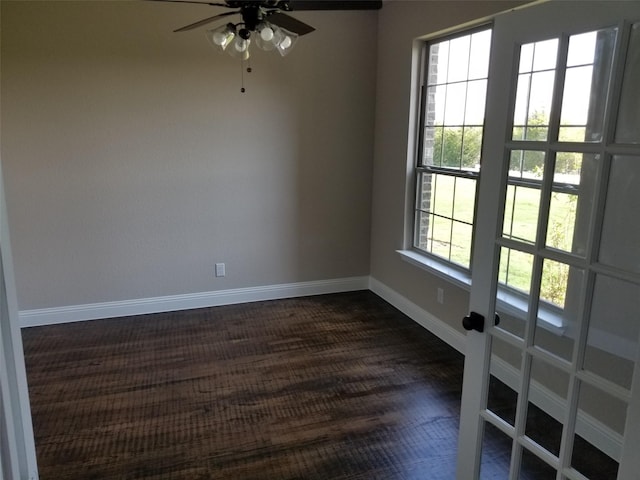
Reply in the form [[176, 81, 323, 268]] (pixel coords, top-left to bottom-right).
[[409, 25, 492, 279]]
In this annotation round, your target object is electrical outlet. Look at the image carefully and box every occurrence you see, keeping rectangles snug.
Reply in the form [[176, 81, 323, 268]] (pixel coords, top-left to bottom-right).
[[437, 287, 444, 304], [215, 263, 226, 277]]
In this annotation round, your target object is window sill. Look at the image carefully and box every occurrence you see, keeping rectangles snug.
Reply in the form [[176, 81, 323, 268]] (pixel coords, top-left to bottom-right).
[[397, 249, 566, 336], [397, 249, 471, 291]]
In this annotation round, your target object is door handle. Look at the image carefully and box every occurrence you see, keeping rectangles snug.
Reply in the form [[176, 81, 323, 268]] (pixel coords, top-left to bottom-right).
[[462, 312, 500, 333], [462, 311, 485, 332]]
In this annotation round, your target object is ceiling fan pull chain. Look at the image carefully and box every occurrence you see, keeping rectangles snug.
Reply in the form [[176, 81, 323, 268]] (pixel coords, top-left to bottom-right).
[[240, 55, 246, 93]]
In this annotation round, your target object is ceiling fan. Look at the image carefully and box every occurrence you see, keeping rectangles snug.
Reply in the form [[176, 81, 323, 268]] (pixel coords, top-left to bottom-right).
[[150, 0, 382, 91], [151, 1, 382, 34]]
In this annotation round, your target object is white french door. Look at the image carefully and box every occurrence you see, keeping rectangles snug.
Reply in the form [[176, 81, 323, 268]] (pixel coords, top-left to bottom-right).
[[457, 2, 640, 479]]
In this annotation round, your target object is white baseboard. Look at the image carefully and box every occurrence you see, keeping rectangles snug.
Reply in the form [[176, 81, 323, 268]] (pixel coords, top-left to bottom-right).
[[369, 276, 467, 354], [19, 276, 370, 328]]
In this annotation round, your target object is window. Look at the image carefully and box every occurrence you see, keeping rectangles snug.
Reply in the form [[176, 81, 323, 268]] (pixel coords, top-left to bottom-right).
[[410, 25, 621, 331], [413, 27, 492, 270]]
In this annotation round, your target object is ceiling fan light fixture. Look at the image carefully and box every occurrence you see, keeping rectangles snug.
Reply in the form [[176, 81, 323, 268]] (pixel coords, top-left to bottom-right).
[[228, 36, 251, 59], [206, 23, 236, 51], [258, 23, 274, 42], [254, 22, 278, 51], [275, 29, 298, 56]]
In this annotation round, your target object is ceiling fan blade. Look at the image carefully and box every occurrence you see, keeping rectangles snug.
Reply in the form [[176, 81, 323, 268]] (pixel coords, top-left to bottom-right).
[[267, 12, 315, 35], [287, 0, 382, 10], [173, 11, 237, 32], [146, 0, 229, 7]]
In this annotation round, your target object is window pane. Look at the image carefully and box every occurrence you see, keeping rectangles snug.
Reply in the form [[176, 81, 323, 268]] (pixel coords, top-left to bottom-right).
[[441, 127, 463, 168], [430, 215, 452, 259], [428, 41, 449, 85], [451, 220, 472, 267], [509, 150, 544, 179], [599, 156, 640, 274], [462, 126, 483, 170], [468, 29, 492, 79], [429, 84, 446, 125], [415, 211, 430, 251], [447, 35, 471, 83], [452, 177, 476, 224], [443, 83, 466, 126], [464, 80, 487, 124], [416, 172, 432, 211], [532, 38, 558, 71], [431, 126, 444, 166], [615, 22, 640, 144], [432, 174, 454, 218], [422, 126, 438, 166]]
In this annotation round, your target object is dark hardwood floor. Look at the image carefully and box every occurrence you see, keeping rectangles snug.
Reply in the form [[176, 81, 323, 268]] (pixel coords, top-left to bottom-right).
[[21, 291, 617, 479], [23, 291, 465, 479]]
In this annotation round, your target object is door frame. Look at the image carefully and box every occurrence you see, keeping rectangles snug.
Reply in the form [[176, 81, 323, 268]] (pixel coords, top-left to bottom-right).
[[0, 7, 39, 475]]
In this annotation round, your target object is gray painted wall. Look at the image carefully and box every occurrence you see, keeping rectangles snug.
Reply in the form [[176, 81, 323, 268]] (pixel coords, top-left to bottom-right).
[[1, 0, 377, 310]]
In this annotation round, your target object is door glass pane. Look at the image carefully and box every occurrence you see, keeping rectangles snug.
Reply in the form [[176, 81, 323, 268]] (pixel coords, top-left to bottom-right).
[[578, 381, 627, 437], [583, 274, 640, 391], [571, 434, 619, 479], [524, 357, 569, 456], [480, 421, 513, 479], [504, 150, 544, 244], [497, 247, 534, 339], [503, 185, 540, 244], [571, 381, 627, 478], [546, 152, 598, 256], [599, 155, 640, 274], [488, 336, 522, 426], [534, 261, 584, 361], [521, 447, 557, 479], [513, 39, 558, 141], [615, 22, 640, 144], [559, 28, 616, 142]]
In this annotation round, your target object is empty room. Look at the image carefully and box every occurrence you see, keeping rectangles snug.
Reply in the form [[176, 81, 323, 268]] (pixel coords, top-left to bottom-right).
[[1, 1, 639, 479]]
